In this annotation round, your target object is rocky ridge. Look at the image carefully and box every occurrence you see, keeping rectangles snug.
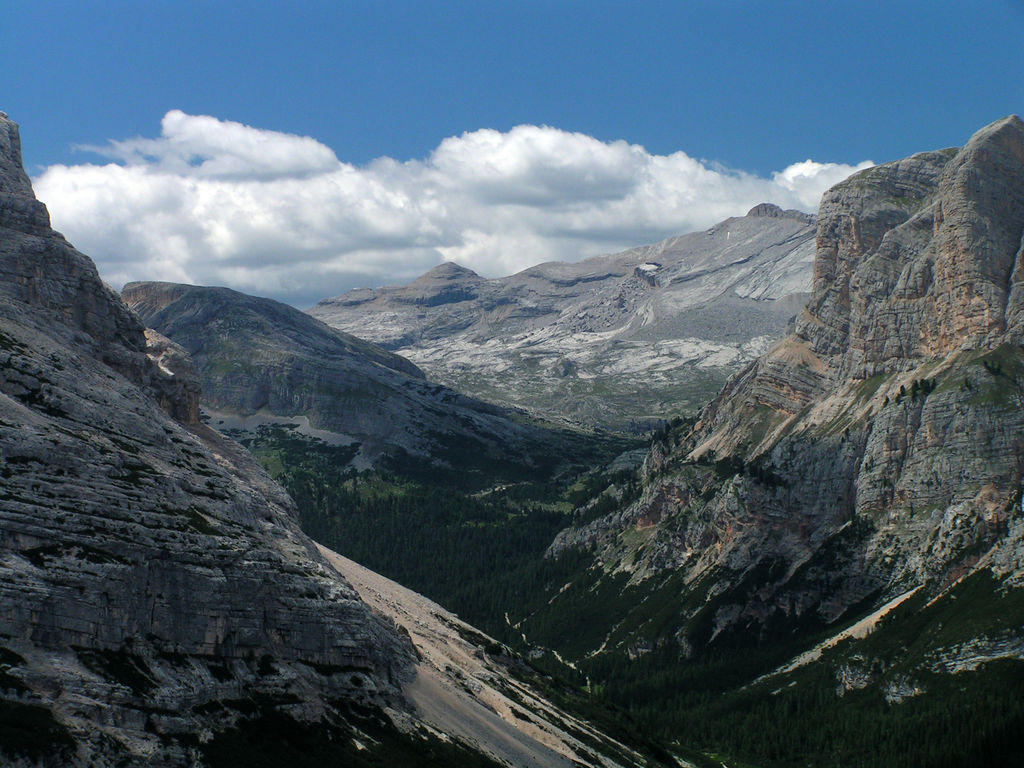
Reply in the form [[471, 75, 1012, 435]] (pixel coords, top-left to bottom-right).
[[123, 281, 614, 480], [537, 116, 1024, 666], [0, 113, 656, 767], [311, 205, 816, 429]]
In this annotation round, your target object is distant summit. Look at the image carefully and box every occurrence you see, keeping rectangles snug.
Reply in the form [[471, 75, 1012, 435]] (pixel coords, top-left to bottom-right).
[[126, 280, 608, 478], [746, 201, 815, 223], [415, 260, 483, 282]]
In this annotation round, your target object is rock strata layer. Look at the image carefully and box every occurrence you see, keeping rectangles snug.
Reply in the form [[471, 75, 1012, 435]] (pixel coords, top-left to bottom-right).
[[1, 112, 653, 768]]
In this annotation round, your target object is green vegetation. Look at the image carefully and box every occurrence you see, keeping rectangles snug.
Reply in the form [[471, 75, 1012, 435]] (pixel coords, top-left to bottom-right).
[[696, 448, 786, 488], [891, 376, 936, 404], [233, 410, 1024, 768], [20, 541, 127, 568], [75, 647, 157, 695], [239, 425, 632, 633], [183, 506, 221, 536], [967, 344, 1024, 408], [670, 657, 1024, 768], [544, 570, 1024, 768], [854, 372, 891, 401]]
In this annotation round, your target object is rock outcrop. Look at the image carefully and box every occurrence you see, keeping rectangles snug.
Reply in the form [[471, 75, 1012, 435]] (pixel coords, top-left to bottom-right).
[[0, 111, 424, 765], [311, 208, 817, 429], [540, 116, 1024, 658]]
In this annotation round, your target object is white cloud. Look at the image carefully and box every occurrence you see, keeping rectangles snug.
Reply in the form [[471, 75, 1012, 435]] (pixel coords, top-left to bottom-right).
[[33, 111, 872, 307], [78, 110, 339, 179], [770, 159, 872, 211]]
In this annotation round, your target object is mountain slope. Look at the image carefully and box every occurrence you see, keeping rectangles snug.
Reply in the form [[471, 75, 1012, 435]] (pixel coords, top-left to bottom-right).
[[123, 281, 617, 483], [0, 112, 663, 767], [505, 116, 1024, 766], [310, 205, 816, 429], [0, 111, 417, 765]]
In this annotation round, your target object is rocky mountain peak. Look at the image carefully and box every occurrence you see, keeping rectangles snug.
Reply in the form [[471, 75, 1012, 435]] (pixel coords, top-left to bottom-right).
[[541, 118, 1024, 694], [0, 114, 54, 237], [0, 119, 185, 417], [791, 114, 1024, 384], [676, 114, 1024, 575], [313, 210, 817, 427], [0, 114, 35, 196], [0, 114, 423, 763], [122, 280, 196, 319], [415, 260, 483, 283], [392, 260, 486, 307], [125, 279, 609, 478], [746, 201, 814, 224], [124, 280, 426, 381], [1, 112, 659, 768]]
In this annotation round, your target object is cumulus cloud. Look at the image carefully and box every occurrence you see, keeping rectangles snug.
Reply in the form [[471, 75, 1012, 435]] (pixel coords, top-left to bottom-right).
[[33, 111, 872, 307], [77, 110, 340, 179]]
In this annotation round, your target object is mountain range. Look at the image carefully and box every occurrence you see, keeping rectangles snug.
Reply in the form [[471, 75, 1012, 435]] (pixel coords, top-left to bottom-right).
[[310, 204, 815, 430], [509, 115, 1024, 764]]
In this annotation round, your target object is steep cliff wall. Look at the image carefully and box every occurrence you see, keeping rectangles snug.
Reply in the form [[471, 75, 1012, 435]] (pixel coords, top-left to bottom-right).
[[1, 112, 662, 768], [0, 112, 419, 765], [544, 116, 1024, 655]]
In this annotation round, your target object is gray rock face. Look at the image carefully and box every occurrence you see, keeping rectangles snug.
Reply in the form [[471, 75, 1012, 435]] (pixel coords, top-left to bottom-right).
[[547, 116, 1024, 653], [0, 113, 671, 768], [123, 281, 609, 477], [0, 113, 421, 764], [310, 209, 817, 429]]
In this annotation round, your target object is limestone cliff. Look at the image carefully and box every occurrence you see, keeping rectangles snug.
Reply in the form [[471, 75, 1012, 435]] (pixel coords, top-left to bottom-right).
[[1, 112, 664, 768], [542, 116, 1024, 658], [0, 111, 424, 765]]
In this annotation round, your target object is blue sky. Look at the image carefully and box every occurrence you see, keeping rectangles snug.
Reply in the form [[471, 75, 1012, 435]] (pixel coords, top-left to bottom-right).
[[4, 1, 1023, 305]]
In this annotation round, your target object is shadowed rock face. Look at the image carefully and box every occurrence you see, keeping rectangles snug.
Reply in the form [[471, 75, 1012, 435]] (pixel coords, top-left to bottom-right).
[[310, 207, 817, 429], [546, 116, 1024, 653], [124, 281, 609, 478], [0, 112, 416, 764]]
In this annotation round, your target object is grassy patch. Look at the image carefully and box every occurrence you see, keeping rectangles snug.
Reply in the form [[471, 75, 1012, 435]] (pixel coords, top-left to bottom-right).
[[966, 344, 1024, 408], [183, 506, 221, 536], [856, 372, 890, 398], [21, 542, 128, 568]]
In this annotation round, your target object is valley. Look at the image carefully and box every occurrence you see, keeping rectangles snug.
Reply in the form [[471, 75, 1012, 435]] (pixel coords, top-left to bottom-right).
[[222, 116, 1024, 767], [3, 107, 1024, 768]]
